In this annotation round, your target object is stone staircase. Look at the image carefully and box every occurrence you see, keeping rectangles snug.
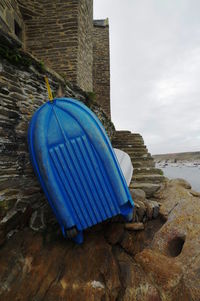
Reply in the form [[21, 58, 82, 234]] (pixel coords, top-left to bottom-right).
[[112, 131, 165, 197]]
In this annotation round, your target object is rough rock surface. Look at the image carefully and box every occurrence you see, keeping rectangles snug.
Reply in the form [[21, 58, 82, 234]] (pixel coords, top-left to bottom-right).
[[151, 179, 200, 300], [0, 179, 200, 300], [130, 188, 160, 223]]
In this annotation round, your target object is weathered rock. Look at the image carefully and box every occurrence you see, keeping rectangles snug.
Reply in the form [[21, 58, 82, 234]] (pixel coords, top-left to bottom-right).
[[169, 178, 191, 189], [131, 196, 160, 223], [145, 200, 160, 219], [120, 231, 138, 256], [131, 183, 161, 198], [151, 201, 160, 219], [143, 199, 154, 220], [130, 188, 146, 201], [133, 199, 146, 222], [114, 248, 161, 301], [0, 229, 121, 301], [135, 249, 190, 301], [104, 222, 125, 245], [0, 229, 6, 246], [189, 189, 200, 198], [125, 222, 144, 231], [1, 179, 200, 300], [120, 218, 165, 257], [144, 180, 200, 300]]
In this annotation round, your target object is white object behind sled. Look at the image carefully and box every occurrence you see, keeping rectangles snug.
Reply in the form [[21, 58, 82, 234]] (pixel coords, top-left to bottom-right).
[[114, 148, 133, 186]]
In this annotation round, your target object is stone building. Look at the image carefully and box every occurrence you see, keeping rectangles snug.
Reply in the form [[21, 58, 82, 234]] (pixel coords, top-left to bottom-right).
[[0, 0, 111, 116], [0, 0, 24, 43], [93, 19, 110, 117]]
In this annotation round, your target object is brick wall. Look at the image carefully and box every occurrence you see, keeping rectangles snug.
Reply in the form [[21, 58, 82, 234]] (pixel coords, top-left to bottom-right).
[[93, 19, 110, 117], [17, 0, 93, 91], [0, 0, 24, 43]]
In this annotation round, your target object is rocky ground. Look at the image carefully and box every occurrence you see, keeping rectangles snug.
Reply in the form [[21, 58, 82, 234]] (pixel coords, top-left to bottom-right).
[[0, 178, 200, 301]]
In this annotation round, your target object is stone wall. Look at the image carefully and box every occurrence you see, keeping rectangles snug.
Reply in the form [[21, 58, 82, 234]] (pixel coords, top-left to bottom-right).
[[18, 0, 79, 85], [18, 0, 93, 92], [0, 30, 114, 244], [77, 0, 93, 91], [0, 1, 112, 114], [93, 19, 110, 117], [0, 0, 24, 43]]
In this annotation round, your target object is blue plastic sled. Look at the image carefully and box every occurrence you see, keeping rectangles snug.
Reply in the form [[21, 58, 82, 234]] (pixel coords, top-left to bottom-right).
[[28, 98, 134, 243]]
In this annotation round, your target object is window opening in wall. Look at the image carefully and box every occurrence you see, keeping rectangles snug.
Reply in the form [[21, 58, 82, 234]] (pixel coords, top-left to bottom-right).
[[14, 20, 22, 41]]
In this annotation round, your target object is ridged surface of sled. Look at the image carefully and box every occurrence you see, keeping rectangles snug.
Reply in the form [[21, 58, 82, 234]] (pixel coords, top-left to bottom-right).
[[28, 98, 134, 243]]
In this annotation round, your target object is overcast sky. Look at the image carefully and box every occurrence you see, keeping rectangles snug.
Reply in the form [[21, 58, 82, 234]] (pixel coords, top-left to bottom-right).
[[94, 0, 200, 154]]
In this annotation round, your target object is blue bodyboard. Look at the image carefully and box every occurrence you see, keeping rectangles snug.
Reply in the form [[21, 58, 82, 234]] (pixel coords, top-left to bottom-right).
[[28, 98, 134, 243]]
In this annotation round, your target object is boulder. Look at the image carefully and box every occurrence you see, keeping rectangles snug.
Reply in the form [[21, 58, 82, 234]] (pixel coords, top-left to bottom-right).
[[125, 222, 144, 231], [133, 199, 146, 222], [169, 178, 191, 189], [147, 180, 200, 300], [130, 188, 146, 201]]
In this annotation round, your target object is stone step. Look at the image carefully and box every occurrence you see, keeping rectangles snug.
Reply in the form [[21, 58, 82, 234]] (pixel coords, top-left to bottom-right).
[[115, 133, 142, 138], [114, 130, 132, 135], [114, 147, 149, 155], [114, 149, 148, 155], [114, 131, 140, 136], [112, 141, 144, 147], [112, 142, 145, 148], [113, 133, 143, 138], [128, 152, 151, 159], [113, 146, 147, 151], [114, 135, 143, 139], [131, 161, 155, 168], [129, 183, 161, 198], [132, 174, 165, 184], [131, 157, 154, 163], [131, 162, 144, 168], [112, 137, 144, 142], [130, 157, 152, 163], [113, 145, 147, 151], [121, 151, 149, 158], [114, 136, 144, 141], [133, 167, 164, 175]]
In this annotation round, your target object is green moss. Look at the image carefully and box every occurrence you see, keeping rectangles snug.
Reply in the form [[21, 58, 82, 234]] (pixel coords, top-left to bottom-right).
[[60, 72, 67, 81], [39, 60, 46, 72], [85, 91, 96, 107], [0, 198, 15, 214], [0, 45, 32, 67], [0, 43, 46, 73]]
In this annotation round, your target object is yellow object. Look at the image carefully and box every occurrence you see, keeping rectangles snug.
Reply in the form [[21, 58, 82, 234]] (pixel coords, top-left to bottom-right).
[[44, 76, 53, 101]]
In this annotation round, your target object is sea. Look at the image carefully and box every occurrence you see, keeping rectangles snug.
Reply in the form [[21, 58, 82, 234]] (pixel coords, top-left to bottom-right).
[[156, 164, 200, 192]]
